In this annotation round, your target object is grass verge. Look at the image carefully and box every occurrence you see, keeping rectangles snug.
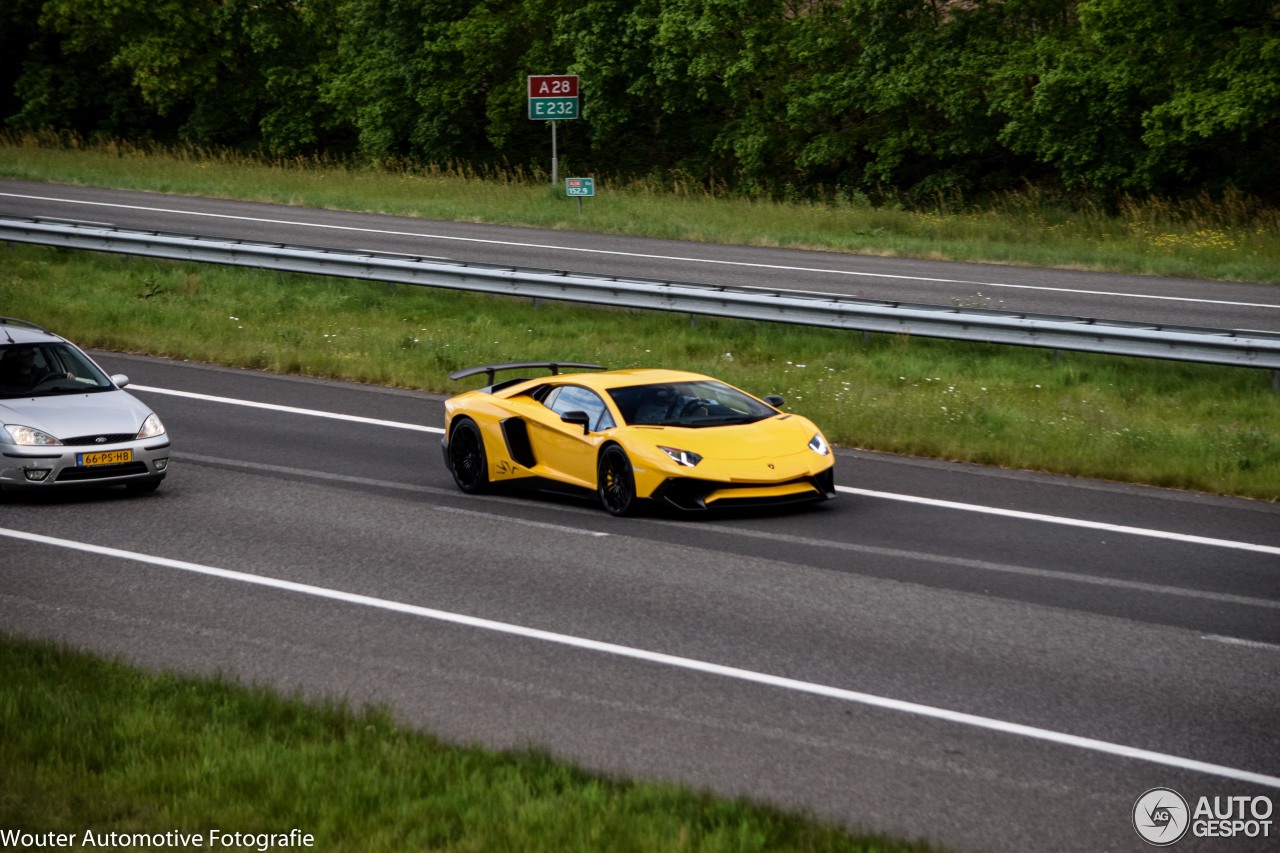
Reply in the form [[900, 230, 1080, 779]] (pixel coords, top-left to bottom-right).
[[2, 132, 1280, 283], [0, 634, 938, 852], [3, 243, 1278, 500]]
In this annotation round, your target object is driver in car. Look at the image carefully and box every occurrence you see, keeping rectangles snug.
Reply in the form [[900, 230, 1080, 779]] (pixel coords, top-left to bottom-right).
[[631, 386, 674, 424], [0, 348, 72, 391]]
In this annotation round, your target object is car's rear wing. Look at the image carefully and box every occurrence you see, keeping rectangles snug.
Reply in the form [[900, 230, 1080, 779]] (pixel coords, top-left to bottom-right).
[[448, 361, 606, 389]]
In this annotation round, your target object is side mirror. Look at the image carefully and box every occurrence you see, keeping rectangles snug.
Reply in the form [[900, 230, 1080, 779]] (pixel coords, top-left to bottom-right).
[[560, 410, 591, 435], [111, 374, 130, 388], [763, 394, 785, 408]]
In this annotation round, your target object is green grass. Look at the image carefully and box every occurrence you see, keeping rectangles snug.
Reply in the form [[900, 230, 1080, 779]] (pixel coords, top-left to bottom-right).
[[3, 242, 1278, 499], [0, 634, 937, 852], [3, 132, 1280, 283]]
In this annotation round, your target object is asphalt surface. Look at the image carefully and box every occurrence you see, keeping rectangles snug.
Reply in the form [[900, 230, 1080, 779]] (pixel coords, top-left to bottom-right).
[[3, 353, 1277, 852], [3, 179, 1279, 333]]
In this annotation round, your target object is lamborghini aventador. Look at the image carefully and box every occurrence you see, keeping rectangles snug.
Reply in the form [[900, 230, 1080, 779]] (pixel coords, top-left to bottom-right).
[[441, 362, 834, 515]]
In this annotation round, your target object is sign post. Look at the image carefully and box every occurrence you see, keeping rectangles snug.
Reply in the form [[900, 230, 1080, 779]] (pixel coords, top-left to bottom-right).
[[528, 75, 579, 186]]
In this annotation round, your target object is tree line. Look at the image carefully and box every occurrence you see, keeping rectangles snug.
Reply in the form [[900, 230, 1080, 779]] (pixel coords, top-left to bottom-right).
[[3, 0, 1277, 202]]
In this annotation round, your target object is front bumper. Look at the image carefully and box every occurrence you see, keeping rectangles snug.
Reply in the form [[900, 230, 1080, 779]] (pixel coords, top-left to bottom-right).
[[649, 467, 835, 511], [1, 438, 171, 490]]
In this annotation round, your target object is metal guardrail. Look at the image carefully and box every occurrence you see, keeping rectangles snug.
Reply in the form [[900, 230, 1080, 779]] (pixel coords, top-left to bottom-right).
[[5, 216, 1280, 378]]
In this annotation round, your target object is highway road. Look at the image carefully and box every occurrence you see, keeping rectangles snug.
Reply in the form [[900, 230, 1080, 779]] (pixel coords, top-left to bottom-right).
[[3, 354, 1277, 852], [3, 179, 1279, 334]]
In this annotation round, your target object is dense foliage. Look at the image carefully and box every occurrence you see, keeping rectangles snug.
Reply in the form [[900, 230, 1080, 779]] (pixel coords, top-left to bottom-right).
[[4, 0, 1278, 201]]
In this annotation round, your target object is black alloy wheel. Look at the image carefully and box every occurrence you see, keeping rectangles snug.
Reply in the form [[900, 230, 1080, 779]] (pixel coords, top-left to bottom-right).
[[448, 419, 489, 494], [597, 444, 637, 516]]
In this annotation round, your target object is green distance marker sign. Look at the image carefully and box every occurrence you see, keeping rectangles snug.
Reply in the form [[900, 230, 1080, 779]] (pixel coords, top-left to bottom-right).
[[565, 177, 595, 197]]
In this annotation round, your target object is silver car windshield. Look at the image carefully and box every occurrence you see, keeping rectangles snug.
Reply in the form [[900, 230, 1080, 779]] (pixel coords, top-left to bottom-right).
[[607, 380, 777, 427], [0, 343, 114, 399]]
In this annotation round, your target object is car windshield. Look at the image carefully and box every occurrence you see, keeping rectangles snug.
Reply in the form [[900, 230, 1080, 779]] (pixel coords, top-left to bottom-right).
[[607, 380, 777, 427], [0, 343, 114, 399]]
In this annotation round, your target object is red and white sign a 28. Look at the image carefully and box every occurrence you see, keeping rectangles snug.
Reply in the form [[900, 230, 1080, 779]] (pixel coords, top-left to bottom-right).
[[528, 75, 578, 98]]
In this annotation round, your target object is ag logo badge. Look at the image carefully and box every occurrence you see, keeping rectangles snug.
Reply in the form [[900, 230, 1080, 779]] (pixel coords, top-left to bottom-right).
[[1133, 787, 1190, 846]]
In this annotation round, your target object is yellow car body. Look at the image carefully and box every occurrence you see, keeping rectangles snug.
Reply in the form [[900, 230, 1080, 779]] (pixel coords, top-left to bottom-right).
[[441, 362, 835, 515]]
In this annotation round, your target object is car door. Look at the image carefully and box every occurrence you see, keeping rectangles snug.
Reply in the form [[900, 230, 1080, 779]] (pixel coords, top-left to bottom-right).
[[524, 384, 615, 489]]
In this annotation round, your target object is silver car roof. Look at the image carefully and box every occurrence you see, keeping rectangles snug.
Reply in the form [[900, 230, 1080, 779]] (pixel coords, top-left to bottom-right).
[[1, 318, 66, 346]]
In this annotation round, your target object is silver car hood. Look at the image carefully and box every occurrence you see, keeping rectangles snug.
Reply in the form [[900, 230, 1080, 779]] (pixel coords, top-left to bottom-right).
[[0, 391, 153, 440]]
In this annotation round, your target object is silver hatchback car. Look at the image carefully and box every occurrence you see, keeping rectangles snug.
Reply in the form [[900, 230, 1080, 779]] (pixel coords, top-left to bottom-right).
[[1, 318, 170, 493]]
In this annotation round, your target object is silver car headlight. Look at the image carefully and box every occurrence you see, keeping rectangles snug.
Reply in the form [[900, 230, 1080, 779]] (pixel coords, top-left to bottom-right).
[[808, 433, 830, 455], [136, 413, 166, 439], [4, 424, 63, 446], [659, 446, 703, 467]]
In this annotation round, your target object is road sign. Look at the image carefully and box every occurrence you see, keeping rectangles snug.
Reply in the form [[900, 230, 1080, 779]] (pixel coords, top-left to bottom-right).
[[530, 98, 579, 119], [529, 75, 578, 98], [565, 177, 595, 197], [528, 75, 579, 120]]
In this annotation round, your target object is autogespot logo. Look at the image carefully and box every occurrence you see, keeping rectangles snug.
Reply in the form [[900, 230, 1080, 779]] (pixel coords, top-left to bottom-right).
[[1134, 788, 1191, 846]]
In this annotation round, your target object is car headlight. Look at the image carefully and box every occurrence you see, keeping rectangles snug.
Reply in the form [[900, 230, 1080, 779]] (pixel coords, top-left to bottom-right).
[[136, 413, 166, 439], [658, 446, 703, 467], [808, 433, 830, 455], [4, 424, 62, 446]]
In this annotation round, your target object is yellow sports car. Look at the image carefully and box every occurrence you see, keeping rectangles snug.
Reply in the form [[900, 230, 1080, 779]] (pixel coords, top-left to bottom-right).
[[441, 362, 835, 515]]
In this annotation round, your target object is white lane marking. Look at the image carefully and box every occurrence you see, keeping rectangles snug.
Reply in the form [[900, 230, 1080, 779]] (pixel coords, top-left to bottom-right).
[[169, 451, 1279, 608], [3, 525, 1277, 789], [436, 506, 608, 537], [1203, 635, 1280, 653], [131, 385, 444, 433], [7, 191, 1278, 311], [131, 385, 1279, 556], [644, 517, 1280, 610], [838, 487, 1280, 557]]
